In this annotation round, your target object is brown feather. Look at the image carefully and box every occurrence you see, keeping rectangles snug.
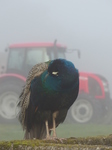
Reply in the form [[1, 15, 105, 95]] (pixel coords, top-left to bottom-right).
[[18, 62, 48, 130]]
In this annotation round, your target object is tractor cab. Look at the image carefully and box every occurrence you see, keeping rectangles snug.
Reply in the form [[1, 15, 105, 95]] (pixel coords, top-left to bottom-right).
[[6, 43, 66, 76]]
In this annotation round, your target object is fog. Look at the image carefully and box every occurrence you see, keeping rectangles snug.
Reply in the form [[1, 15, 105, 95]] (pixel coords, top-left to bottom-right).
[[0, 0, 112, 141], [0, 0, 112, 94]]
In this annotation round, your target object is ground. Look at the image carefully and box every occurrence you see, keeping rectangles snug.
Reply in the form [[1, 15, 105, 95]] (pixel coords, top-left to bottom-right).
[[1, 123, 112, 149], [1, 135, 112, 149]]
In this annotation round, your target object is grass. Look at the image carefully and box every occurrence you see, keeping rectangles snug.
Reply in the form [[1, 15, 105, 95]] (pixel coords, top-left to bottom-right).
[[0, 122, 112, 141], [0, 123, 24, 141], [57, 123, 112, 138]]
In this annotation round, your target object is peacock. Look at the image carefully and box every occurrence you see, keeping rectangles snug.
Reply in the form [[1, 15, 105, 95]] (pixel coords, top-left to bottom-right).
[[18, 58, 79, 140]]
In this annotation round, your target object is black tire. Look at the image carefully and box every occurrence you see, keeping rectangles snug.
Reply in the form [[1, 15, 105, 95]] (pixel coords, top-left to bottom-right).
[[69, 94, 101, 124], [0, 82, 22, 123]]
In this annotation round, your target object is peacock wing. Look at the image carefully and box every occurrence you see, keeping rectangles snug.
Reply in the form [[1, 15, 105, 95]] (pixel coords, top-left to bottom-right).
[[18, 62, 48, 129]]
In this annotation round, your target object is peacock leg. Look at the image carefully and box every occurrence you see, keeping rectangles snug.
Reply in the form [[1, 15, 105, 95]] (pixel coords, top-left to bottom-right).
[[52, 114, 57, 137], [45, 111, 65, 142], [51, 111, 66, 143], [50, 111, 58, 138], [45, 120, 50, 138]]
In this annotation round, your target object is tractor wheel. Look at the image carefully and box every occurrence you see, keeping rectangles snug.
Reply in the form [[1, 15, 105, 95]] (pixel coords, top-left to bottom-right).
[[0, 83, 21, 123], [70, 94, 101, 124]]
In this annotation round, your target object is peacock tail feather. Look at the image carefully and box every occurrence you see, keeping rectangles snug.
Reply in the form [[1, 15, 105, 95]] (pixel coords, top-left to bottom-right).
[[18, 62, 49, 129]]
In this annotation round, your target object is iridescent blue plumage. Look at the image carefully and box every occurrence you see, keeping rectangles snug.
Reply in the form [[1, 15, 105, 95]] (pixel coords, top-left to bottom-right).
[[42, 59, 78, 91], [18, 59, 79, 140]]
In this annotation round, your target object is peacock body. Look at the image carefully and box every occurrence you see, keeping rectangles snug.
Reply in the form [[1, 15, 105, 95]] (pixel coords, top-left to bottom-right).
[[18, 59, 79, 139]]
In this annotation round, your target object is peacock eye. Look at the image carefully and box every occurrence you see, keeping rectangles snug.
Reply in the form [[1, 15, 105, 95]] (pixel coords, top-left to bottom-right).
[[52, 72, 59, 76]]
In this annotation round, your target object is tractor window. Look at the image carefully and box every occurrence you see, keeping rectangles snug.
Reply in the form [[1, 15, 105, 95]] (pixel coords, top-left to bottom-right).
[[57, 51, 66, 58], [25, 48, 49, 72], [47, 47, 66, 60], [7, 48, 25, 72]]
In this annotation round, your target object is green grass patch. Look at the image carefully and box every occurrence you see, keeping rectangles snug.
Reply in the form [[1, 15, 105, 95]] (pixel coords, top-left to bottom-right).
[[0, 123, 112, 141], [56, 123, 112, 138], [0, 123, 24, 141]]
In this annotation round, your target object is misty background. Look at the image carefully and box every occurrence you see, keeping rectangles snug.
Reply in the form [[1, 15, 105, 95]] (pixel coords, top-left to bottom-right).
[[0, 0, 112, 97]]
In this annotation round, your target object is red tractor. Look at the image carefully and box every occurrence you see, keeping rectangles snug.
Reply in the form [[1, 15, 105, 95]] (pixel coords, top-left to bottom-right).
[[0, 41, 111, 123]]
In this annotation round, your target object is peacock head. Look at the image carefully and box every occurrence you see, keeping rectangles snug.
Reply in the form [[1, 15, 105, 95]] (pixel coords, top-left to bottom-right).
[[42, 59, 79, 90], [48, 59, 78, 78]]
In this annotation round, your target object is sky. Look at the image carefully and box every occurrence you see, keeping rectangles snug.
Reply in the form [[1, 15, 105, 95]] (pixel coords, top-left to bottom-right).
[[0, 0, 112, 96]]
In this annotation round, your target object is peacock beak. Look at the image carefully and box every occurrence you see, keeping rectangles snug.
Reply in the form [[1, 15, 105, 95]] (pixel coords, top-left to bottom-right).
[[52, 72, 58, 76]]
